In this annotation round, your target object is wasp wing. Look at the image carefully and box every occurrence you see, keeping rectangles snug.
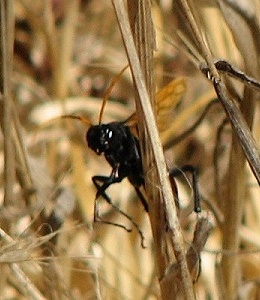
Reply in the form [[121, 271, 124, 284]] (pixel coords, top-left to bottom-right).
[[125, 77, 187, 139], [155, 77, 187, 133]]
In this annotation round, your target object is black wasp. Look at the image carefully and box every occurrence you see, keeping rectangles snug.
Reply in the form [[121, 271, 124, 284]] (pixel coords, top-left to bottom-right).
[[62, 67, 201, 248], [86, 121, 148, 212], [64, 115, 149, 247]]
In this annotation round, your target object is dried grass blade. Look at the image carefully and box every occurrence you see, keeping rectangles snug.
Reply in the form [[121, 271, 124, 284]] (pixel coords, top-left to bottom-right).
[[0, 228, 47, 300], [0, 0, 16, 205], [112, 1, 195, 299]]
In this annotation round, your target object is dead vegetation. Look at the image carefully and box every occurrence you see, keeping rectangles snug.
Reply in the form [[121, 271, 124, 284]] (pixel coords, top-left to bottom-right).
[[1, 0, 260, 299]]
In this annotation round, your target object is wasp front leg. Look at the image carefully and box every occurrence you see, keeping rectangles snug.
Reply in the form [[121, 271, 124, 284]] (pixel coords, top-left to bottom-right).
[[92, 174, 132, 228], [92, 173, 146, 248], [93, 167, 122, 201]]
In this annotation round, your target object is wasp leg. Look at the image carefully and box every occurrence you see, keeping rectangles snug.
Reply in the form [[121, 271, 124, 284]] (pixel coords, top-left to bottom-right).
[[169, 165, 201, 213], [94, 174, 121, 200], [94, 200, 132, 232], [92, 175, 146, 248]]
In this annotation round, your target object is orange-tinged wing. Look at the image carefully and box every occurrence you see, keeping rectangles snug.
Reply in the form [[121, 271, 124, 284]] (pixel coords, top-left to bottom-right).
[[125, 77, 187, 137], [155, 77, 186, 133]]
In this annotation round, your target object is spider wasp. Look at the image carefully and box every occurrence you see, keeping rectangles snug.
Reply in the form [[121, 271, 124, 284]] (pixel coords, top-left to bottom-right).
[[61, 66, 202, 247]]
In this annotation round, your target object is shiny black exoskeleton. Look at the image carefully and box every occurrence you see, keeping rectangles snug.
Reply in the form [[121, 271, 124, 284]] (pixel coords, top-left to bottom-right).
[[86, 122, 149, 212]]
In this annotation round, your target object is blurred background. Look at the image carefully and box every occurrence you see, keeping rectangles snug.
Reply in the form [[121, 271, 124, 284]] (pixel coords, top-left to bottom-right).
[[1, 0, 260, 299]]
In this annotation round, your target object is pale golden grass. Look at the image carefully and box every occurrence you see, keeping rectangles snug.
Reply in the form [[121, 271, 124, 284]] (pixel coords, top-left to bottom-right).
[[1, 0, 260, 299]]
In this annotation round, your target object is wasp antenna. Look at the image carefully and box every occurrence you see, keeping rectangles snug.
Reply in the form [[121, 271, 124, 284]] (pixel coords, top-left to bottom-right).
[[61, 115, 92, 127], [36, 115, 67, 133], [98, 64, 129, 124]]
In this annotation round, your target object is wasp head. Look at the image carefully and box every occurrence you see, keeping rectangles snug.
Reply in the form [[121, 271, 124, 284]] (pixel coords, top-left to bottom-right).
[[86, 123, 123, 155]]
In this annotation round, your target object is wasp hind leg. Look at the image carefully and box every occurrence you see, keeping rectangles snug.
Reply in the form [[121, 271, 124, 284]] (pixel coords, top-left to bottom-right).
[[169, 165, 201, 213], [92, 175, 146, 248]]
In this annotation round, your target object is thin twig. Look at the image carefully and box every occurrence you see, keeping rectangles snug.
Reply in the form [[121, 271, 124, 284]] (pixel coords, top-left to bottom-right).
[[201, 59, 260, 92]]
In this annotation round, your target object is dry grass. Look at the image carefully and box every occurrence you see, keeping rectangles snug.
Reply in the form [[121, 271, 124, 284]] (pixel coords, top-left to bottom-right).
[[1, 0, 260, 299]]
